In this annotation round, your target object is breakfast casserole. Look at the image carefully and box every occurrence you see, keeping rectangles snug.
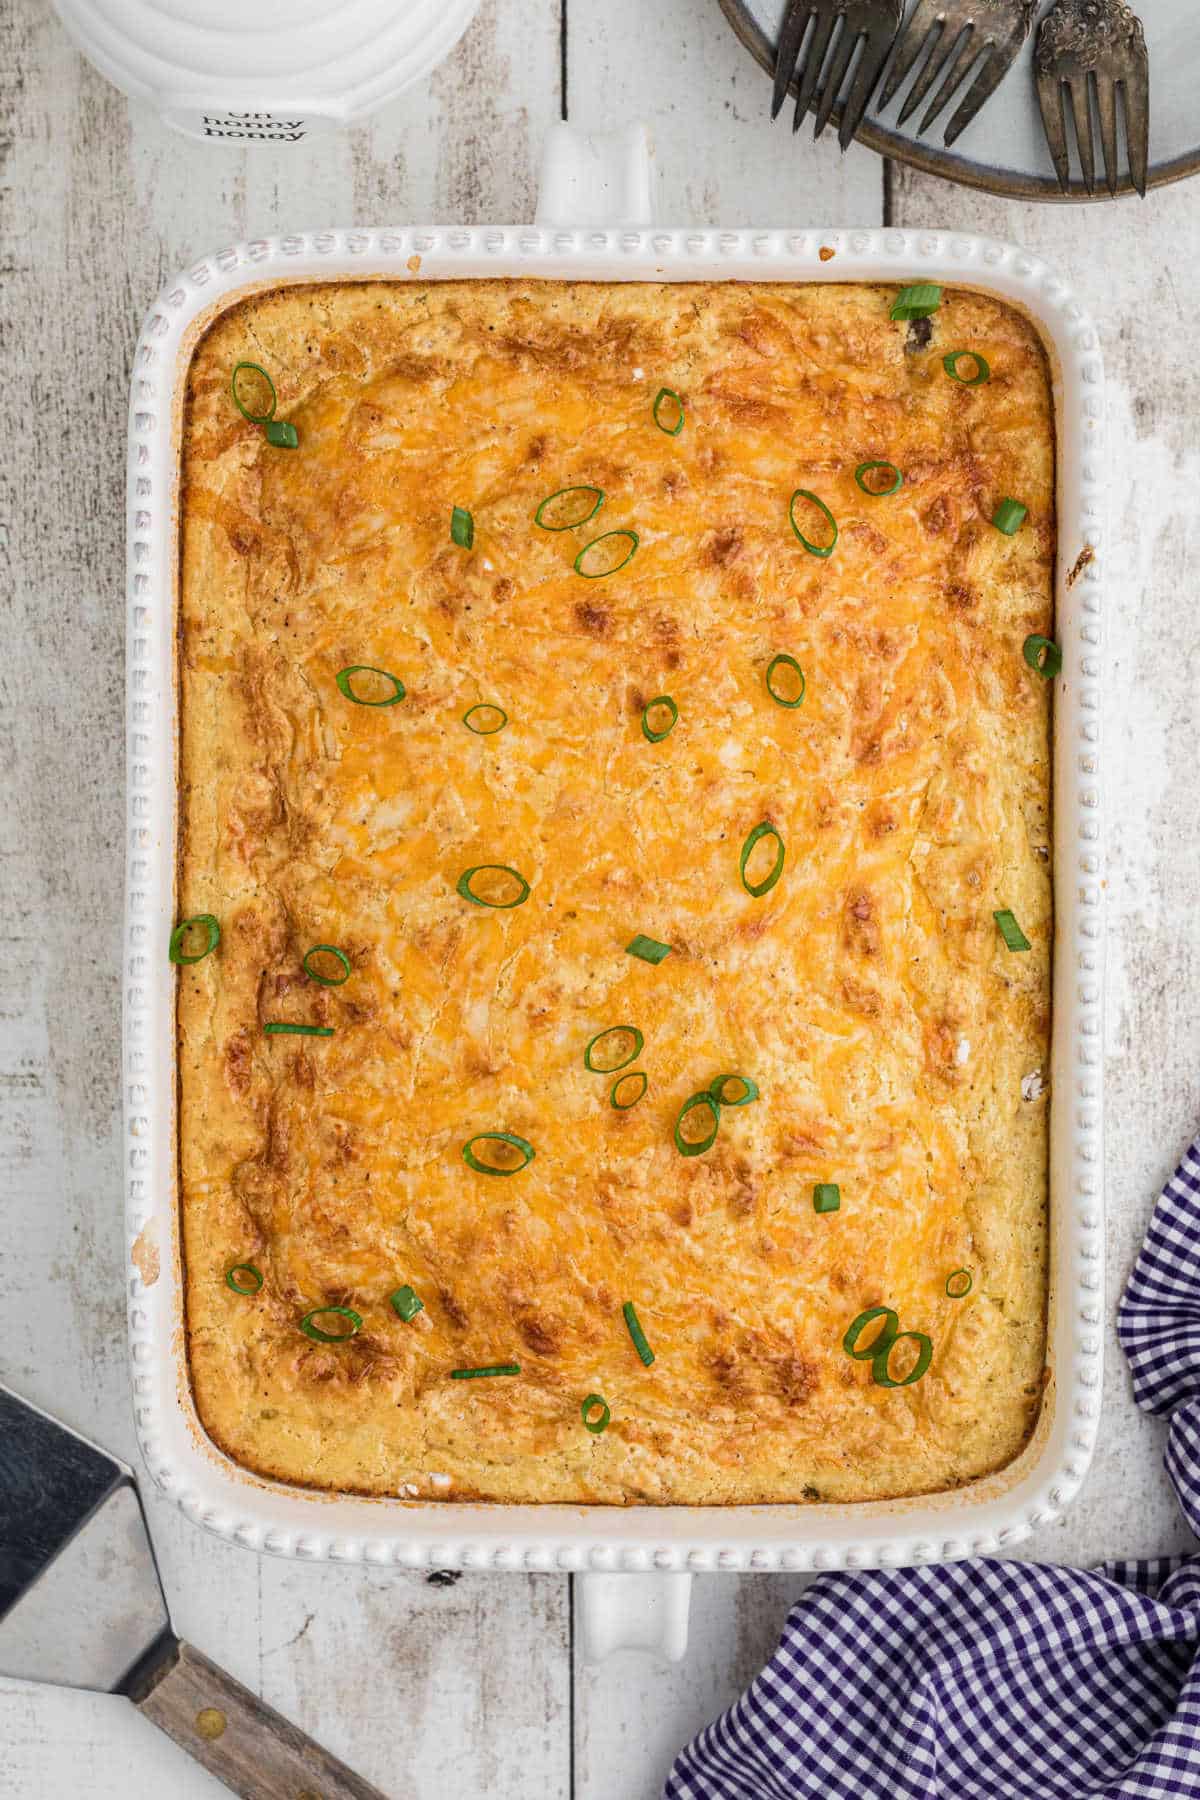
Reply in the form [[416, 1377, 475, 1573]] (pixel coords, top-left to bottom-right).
[[175, 278, 1054, 1505]]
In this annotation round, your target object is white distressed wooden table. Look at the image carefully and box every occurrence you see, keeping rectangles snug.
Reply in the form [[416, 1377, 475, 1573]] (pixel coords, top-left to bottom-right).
[[2, 2, 1199, 1795]]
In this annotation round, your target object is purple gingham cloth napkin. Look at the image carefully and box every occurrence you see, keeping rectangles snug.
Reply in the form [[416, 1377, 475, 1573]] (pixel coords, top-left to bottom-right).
[[664, 1137, 1200, 1800]]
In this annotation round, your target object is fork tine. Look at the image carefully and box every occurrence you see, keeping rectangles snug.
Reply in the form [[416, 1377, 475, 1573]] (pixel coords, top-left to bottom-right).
[[773, 2, 814, 121], [1093, 74, 1119, 196], [793, 9, 839, 131], [877, 0, 940, 109], [839, 22, 900, 148], [1121, 55, 1149, 196], [1036, 70, 1073, 191], [897, 25, 967, 128], [917, 32, 981, 134], [814, 21, 861, 140], [943, 48, 1010, 147], [1067, 75, 1096, 194]]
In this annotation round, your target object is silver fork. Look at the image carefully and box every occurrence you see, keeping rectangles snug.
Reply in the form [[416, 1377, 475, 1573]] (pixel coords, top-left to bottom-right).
[[772, 0, 905, 150], [876, 0, 1037, 147], [1035, 0, 1149, 197]]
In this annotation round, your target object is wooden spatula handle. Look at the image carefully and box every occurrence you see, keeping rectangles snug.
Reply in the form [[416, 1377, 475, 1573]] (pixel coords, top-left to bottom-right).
[[127, 1635, 389, 1799]]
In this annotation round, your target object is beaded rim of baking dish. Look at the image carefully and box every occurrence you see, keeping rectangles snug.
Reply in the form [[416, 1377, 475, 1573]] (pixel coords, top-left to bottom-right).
[[125, 225, 1104, 1571]]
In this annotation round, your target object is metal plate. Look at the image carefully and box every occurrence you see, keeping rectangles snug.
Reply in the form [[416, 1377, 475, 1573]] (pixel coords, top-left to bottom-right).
[[719, 0, 1200, 200]]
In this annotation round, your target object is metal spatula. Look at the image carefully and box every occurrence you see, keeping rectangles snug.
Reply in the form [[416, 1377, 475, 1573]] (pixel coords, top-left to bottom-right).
[[0, 1383, 387, 1800]]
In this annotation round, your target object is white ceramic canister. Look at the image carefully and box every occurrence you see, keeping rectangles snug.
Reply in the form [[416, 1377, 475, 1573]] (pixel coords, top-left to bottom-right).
[[50, 0, 482, 142]]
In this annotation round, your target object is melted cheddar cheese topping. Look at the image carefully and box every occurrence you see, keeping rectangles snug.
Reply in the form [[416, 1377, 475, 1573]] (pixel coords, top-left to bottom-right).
[[179, 280, 1052, 1504]]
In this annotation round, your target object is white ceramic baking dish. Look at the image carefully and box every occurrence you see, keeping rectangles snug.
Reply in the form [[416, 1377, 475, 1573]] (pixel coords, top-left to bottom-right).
[[124, 124, 1105, 1660]]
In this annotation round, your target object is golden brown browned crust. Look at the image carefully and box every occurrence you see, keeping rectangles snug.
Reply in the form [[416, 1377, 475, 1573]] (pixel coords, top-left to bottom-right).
[[178, 280, 1053, 1504]]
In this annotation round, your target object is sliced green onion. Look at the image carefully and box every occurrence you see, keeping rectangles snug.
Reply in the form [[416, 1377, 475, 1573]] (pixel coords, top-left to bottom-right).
[[652, 387, 685, 436], [872, 1331, 933, 1388], [462, 1131, 535, 1176], [169, 914, 220, 965], [740, 820, 786, 898], [813, 1183, 841, 1215], [708, 1074, 759, 1107], [390, 1285, 424, 1321], [992, 498, 1028, 536], [303, 944, 351, 986], [456, 864, 531, 909], [299, 1305, 362, 1344], [843, 1307, 899, 1361], [463, 702, 508, 735], [451, 1363, 521, 1380], [945, 1269, 973, 1299], [622, 1301, 655, 1366], [451, 505, 474, 549], [610, 1070, 648, 1110], [943, 350, 990, 386], [788, 489, 838, 558], [264, 1022, 334, 1037], [535, 485, 604, 531], [335, 665, 406, 707], [674, 1091, 720, 1157], [626, 933, 672, 965], [584, 1025, 645, 1074], [641, 695, 679, 742], [855, 460, 903, 497], [574, 529, 639, 579], [765, 654, 806, 709], [993, 909, 1031, 953], [263, 420, 298, 450], [231, 361, 277, 425], [225, 1263, 263, 1295], [889, 283, 942, 321], [1023, 635, 1062, 679], [582, 1393, 611, 1433]]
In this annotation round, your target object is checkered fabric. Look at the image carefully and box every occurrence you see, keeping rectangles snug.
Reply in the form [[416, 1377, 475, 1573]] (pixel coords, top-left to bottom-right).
[[664, 1135, 1200, 1800]]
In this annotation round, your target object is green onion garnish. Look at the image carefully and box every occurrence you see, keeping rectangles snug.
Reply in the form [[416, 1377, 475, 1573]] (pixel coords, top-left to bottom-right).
[[225, 1263, 263, 1295], [855, 460, 903, 497], [263, 420, 298, 450], [390, 1285, 424, 1321], [463, 702, 508, 735], [843, 1307, 899, 1361], [788, 489, 838, 558], [231, 361, 277, 424], [739, 820, 786, 898], [451, 505, 474, 549], [872, 1330, 933, 1388], [582, 1393, 611, 1433], [709, 1074, 758, 1107], [765, 654, 806, 709], [299, 1305, 362, 1344], [264, 1022, 334, 1037], [451, 1363, 521, 1380], [169, 914, 220, 965], [535, 485, 605, 531], [335, 665, 406, 706], [1023, 635, 1062, 679], [462, 1131, 535, 1176], [626, 933, 672, 965], [674, 1091, 720, 1157], [943, 350, 990, 386], [302, 944, 351, 986], [993, 909, 1031, 952], [992, 498, 1028, 536], [610, 1071, 648, 1110], [813, 1183, 841, 1214], [622, 1301, 655, 1366], [889, 283, 942, 321], [945, 1269, 973, 1299], [584, 1025, 645, 1074], [652, 387, 685, 436], [574, 529, 639, 579], [641, 695, 679, 742], [456, 864, 531, 909]]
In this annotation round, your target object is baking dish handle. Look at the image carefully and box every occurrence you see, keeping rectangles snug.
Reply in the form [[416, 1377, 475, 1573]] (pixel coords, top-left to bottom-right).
[[577, 1571, 692, 1663], [535, 121, 656, 227]]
